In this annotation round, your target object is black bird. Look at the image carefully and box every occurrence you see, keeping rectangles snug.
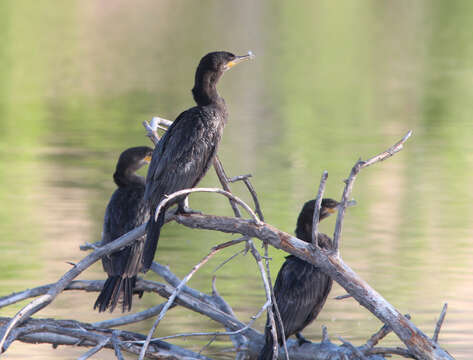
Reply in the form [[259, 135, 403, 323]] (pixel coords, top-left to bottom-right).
[[259, 198, 340, 360], [142, 51, 253, 271], [94, 146, 153, 313]]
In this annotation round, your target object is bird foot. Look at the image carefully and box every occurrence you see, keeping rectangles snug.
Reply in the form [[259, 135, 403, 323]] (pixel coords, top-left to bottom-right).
[[177, 205, 202, 215], [296, 333, 311, 346]]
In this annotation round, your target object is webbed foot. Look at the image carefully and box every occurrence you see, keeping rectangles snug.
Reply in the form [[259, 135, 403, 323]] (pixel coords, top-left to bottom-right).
[[296, 332, 311, 346], [177, 204, 202, 215]]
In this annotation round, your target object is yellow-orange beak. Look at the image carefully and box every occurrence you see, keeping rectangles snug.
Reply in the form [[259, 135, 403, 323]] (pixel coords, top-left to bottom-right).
[[144, 155, 152, 164], [224, 51, 255, 71]]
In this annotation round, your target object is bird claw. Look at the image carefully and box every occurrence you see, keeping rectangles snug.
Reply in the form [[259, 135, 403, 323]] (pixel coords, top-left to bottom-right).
[[296, 333, 311, 346], [177, 205, 202, 215]]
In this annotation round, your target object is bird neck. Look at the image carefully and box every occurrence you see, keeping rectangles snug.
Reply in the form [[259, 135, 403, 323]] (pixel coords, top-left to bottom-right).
[[113, 169, 145, 188], [192, 71, 224, 107]]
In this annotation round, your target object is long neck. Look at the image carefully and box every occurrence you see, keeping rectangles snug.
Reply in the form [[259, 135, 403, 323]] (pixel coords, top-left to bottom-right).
[[113, 169, 144, 188], [192, 71, 223, 106]]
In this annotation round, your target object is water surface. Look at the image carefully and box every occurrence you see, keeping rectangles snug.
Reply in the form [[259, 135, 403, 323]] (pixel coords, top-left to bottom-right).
[[1, 1, 473, 358]]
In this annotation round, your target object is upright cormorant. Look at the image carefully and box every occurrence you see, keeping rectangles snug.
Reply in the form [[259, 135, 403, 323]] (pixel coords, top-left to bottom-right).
[[142, 51, 253, 271], [94, 146, 153, 313], [259, 198, 340, 359]]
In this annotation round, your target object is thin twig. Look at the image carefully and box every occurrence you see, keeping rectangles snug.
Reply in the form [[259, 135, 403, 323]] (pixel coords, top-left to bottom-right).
[[199, 335, 218, 355], [213, 247, 247, 273], [248, 241, 287, 360], [213, 156, 242, 217], [262, 241, 288, 360], [77, 337, 110, 360], [79, 241, 101, 251], [150, 262, 210, 301], [333, 130, 412, 252], [361, 324, 391, 351], [134, 302, 270, 343], [312, 171, 328, 247], [151, 116, 173, 128], [228, 174, 252, 183], [334, 294, 352, 300], [242, 178, 265, 221], [142, 117, 161, 146], [433, 303, 448, 343], [321, 325, 329, 343]]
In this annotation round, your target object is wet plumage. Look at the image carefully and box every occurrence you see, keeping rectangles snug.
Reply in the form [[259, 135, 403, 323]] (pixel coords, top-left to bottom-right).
[[259, 198, 340, 359], [142, 51, 252, 271], [94, 146, 153, 313]]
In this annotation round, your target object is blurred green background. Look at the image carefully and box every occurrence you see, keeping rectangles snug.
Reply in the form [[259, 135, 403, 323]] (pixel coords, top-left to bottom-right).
[[1, 0, 472, 358]]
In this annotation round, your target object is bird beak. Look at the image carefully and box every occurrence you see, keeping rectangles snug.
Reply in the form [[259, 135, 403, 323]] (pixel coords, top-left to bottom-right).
[[144, 155, 152, 164], [326, 200, 357, 214], [224, 51, 255, 71]]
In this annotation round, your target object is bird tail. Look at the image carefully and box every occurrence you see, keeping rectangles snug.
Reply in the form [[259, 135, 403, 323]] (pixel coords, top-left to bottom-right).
[[94, 275, 137, 313], [258, 326, 278, 360], [142, 209, 165, 272]]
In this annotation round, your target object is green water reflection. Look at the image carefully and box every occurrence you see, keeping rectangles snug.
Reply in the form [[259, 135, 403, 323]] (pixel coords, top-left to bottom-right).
[[1, 0, 473, 358]]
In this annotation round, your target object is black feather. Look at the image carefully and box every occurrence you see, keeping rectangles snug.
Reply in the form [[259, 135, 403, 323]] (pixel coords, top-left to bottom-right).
[[259, 198, 338, 358], [142, 210, 165, 272], [143, 52, 247, 267], [95, 146, 152, 313]]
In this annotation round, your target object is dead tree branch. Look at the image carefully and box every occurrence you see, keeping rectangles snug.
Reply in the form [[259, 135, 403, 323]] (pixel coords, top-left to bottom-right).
[[312, 170, 328, 247], [0, 224, 146, 352], [0, 127, 453, 360], [332, 130, 412, 253], [0, 317, 212, 360], [433, 303, 448, 343]]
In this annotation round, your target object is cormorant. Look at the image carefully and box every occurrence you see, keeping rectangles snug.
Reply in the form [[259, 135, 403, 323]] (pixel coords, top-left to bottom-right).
[[142, 51, 253, 271], [94, 146, 153, 313], [259, 198, 340, 359]]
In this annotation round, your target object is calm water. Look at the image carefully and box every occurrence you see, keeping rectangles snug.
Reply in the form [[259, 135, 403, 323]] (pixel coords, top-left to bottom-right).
[[1, 1, 473, 359]]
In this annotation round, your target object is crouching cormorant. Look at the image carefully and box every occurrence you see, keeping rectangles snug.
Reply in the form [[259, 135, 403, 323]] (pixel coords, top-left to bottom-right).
[[259, 198, 340, 359], [142, 51, 253, 271], [94, 146, 153, 312]]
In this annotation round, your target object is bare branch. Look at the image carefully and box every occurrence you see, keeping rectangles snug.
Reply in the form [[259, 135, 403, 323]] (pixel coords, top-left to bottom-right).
[[139, 238, 248, 360], [333, 130, 412, 253], [111, 331, 125, 360], [228, 174, 252, 182], [154, 187, 261, 223], [0, 224, 146, 352], [77, 337, 109, 360], [142, 117, 161, 146], [362, 323, 391, 350], [170, 210, 453, 360], [312, 170, 328, 247], [213, 246, 246, 273], [93, 302, 170, 328], [151, 115, 173, 128], [433, 303, 448, 343], [367, 347, 416, 358], [242, 177, 265, 222], [339, 336, 369, 360], [248, 240, 283, 360], [321, 325, 329, 343], [134, 300, 269, 343], [0, 317, 212, 360], [213, 156, 242, 217], [335, 294, 352, 300]]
